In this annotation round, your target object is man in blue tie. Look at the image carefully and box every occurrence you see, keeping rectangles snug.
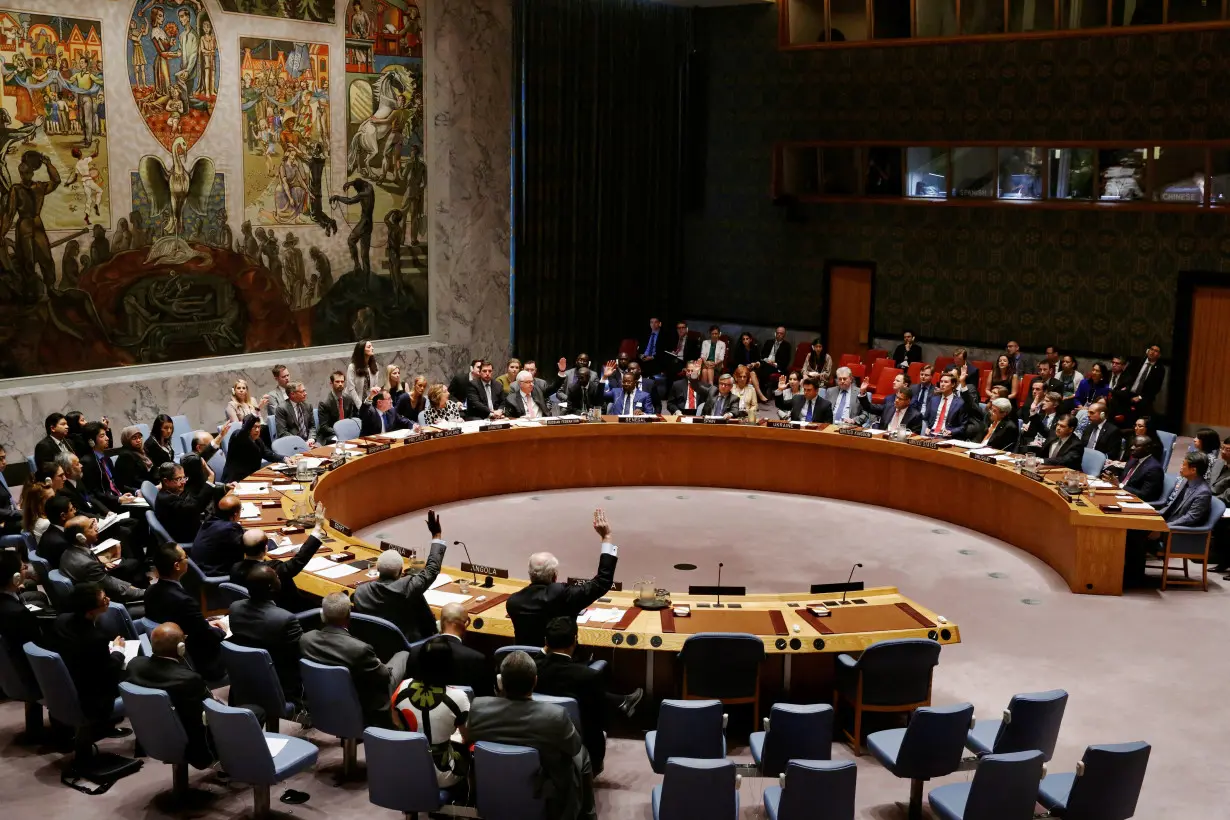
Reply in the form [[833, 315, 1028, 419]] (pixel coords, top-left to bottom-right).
[[0, 446, 21, 534], [826, 366, 866, 426], [639, 317, 662, 376], [360, 390, 413, 436], [1125, 451, 1213, 585], [607, 372, 655, 416], [788, 377, 834, 423], [910, 365, 935, 413], [702, 374, 745, 419]]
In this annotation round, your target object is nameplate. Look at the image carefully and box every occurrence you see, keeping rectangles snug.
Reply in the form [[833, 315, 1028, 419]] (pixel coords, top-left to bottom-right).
[[328, 519, 353, 536], [968, 452, 997, 464], [433, 427, 463, 439], [402, 432, 434, 445], [542, 417, 585, 425], [1058, 487, 1083, 503], [617, 415, 658, 423], [462, 562, 510, 579], [323, 458, 343, 472], [763, 420, 794, 429], [568, 577, 623, 591], [906, 437, 939, 450], [1019, 469, 1045, 483], [836, 427, 872, 438], [479, 422, 512, 432], [362, 442, 391, 454], [692, 417, 729, 425]]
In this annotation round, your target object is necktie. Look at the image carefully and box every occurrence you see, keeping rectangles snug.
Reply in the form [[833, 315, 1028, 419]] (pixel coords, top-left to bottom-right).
[[715, 396, 725, 415], [338, 396, 345, 420], [485, 383, 492, 409], [1122, 459, 1141, 487], [623, 394, 631, 415], [936, 397, 949, 433], [889, 408, 902, 431], [805, 400, 814, 422], [1050, 437, 1063, 459], [100, 456, 119, 495], [1132, 363, 1151, 393], [836, 392, 848, 422], [686, 386, 695, 410], [983, 422, 996, 444], [525, 394, 537, 418], [380, 411, 387, 433], [297, 403, 307, 435], [647, 333, 656, 356]]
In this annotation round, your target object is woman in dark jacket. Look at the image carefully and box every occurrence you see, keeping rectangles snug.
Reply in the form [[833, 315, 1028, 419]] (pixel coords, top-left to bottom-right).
[[114, 425, 154, 493], [181, 453, 227, 513], [144, 414, 177, 471], [221, 416, 284, 483]]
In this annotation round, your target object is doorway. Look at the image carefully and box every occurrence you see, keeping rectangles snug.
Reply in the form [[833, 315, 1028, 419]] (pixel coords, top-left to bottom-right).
[[1170, 274, 1230, 435], [824, 262, 875, 359]]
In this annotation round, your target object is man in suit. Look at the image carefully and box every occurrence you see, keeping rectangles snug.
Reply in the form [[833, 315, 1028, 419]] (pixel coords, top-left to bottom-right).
[[231, 529, 323, 613], [125, 622, 217, 769], [625, 361, 660, 405], [60, 516, 144, 602], [0, 446, 22, 534], [301, 591, 408, 729], [263, 365, 293, 420], [465, 650, 595, 820], [1005, 340, 1030, 380], [859, 386, 923, 434], [602, 353, 634, 393], [1124, 344, 1166, 417], [465, 361, 507, 420], [1127, 451, 1213, 585], [565, 367, 606, 415], [1104, 355, 1135, 425], [507, 509, 618, 647], [317, 371, 359, 444], [191, 495, 247, 576], [892, 330, 923, 369], [659, 320, 701, 378], [1022, 391, 1063, 454], [359, 389, 414, 436], [535, 616, 643, 776], [1206, 440, 1230, 574], [38, 496, 76, 569], [667, 361, 710, 416], [186, 427, 229, 468], [1118, 436, 1165, 502], [826, 366, 867, 426], [145, 543, 226, 681], [33, 413, 74, 469], [154, 462, 212, 544], [274, 382, 317, 444], [353, 511, 446, 643], [909, 365, 935, 413], [702, 373, 745, 418], [1033, 361, 1066, 404], [639, 317, 664, 377], [975, 398, 1020, 451], [951, 348, 979, 391], [553, 354, 594, 413], [1080, 402, 1123, 457], [0, 551, 45, 737], [789, 376, 834, 423], [1041, 414, 1083, 470], [605, 371, 655, 416], [447, 359, 484, 406], [229, 564, 305, 703], [56, 452, 123, 517], [408, 602, 493, 697], [925, 372, 966, 437], [504, 370, 550, 419], [757, 326, 793, 388]]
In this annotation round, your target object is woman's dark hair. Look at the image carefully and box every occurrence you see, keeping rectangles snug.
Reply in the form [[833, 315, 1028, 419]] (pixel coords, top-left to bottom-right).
[[739, 332, 754, 346], [417, 636, 455, 686], [151, 413, 174, 444], [82, 421, 107, 450], [65, 411, 86, 438], [1195, 428, 1221, 455], [351, 340, 377, 377], [1137, 416, 1164, 460], [994, 356, 1015, 379], [181, 454, 208, 490], [1088, 362, 1105, 380]]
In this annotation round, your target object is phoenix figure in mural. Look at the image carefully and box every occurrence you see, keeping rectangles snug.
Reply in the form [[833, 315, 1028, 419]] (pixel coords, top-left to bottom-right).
[[138, 136, 215, 265]]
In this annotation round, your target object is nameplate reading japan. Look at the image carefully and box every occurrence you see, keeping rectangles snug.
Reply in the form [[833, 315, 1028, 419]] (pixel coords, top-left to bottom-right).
[[837, 427, 872, 438], [617, 416, 658, 424], [329, 519, 353, 536], [461, 562, 510, 579]]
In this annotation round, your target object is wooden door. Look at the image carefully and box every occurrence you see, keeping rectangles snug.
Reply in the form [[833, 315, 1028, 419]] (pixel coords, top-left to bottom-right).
[[1184, 285, 1230, 429], [826, 263, 874, 359]]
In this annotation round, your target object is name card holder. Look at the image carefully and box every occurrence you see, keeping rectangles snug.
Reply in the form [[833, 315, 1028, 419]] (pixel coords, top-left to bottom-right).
[[329, 519, 353, 536], [763, 420, 795, 429], [692, 417, 729, 425], [568, 577, 623, 591], [543, 417, 586, 425], [906, 437, 939, 450], [617, 416, 658, 424], [478, 422, 513, 432], [968, 452, 997, 464], [1019, 469, 1045, 483], [362, 442, 392, 454], [837, 427, 873, 438], [461, 562, 510, 579]]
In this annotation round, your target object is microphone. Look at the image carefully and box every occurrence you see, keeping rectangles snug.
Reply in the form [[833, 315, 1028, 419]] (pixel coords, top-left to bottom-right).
[[716, 562, 724, 608], [453, 540, 491, 588], [841, 563, 863, 603]]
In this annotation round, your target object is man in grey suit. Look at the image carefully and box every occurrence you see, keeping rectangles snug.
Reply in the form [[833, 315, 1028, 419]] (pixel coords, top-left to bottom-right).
[[300, 591, 408, 729], [274, 381, 317, 444], [1209, 440, 1230, 575], [1127, 450, 1214, 585], [60, 517, 144, 603], [353, 512, 447, 642], [701, 373, 745, 418], [465, 650, 595, 820], [826, 366, 868, 426]]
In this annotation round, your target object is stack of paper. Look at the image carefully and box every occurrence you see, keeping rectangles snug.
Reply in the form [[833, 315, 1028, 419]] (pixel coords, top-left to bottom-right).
[[240, 502, 261, 520], [1120, 502, 1155, 511], [424, 589, 472, 607], [1088, 479, 1114, 489], [111, 640, 140, 667], [316, 563, 361, 579], [579, 607, 624, 624], [268, 537, 299, 557], [232, 482, 270, 496], [947, 439, 984, 450], [98, 511, 130, 533], [91, 537, 122, 555], [266, 738, 289, 757], [372, 428, 416, 439], [430, 574, 453, 590], [970, 447, 1000, 455], [303, 555, 338, 574], [993, 454, 1016, 462], [296, 457, 326, 469]]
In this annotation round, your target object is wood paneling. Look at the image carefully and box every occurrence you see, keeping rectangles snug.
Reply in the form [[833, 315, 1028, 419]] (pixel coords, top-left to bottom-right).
[[1184, 286, 1230, 428], [827, 264, 873, 356]]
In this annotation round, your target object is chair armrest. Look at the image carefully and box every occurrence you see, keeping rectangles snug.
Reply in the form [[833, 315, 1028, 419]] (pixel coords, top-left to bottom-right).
[[1167, 525, 1213, 535], [587, 659, 608, 675], [837, 653, 858, 670]]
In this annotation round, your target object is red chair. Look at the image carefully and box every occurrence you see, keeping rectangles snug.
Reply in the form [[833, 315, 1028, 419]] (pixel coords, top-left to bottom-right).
[[862, 349, 889, 371], [970, 360, 994, 399], [719, 334, 734, 372], [847, 364, 866, 382], [907, 362, 925, 386], [839, 353, 862, 368], [868, 357, 892, 385], [934, 355, 955, 374], [790, 342, 811, 372], [618, 338, 639, 359], [1017, 375, 1038, 409], [872, 367, 903, 403]]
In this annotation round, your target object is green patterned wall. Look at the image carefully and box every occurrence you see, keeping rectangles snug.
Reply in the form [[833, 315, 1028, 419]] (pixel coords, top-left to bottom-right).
[[683, 7, 1230, 353]]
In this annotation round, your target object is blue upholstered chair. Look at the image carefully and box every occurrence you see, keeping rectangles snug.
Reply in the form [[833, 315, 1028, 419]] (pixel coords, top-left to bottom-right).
[[1037, 741, 1151, 820], [119, 682, 193, 798], [363, 728, 448, 815], [679, 632, 765, 731], [203, 699, 318, 819], [140, 480, 159, 507], [1081, 447, 1107, 477], [929, 749, 1045, 820], [1150, 473, 1180, 509], [834, 637, 942, 755], [300, 659, 366, 777], [45, 568, 73, 606], [0, 635, 43, 740], [183, 557, 230, 614], [750, 702, 834, 777], [294, 607, 323, 633], [218, 581, 250, 608], [221, 642, 294, 731], [1156, 430, 1176, 469], [350, 611, 411, 662], [1153, 497, 1225, 591], [170, 416, 193, 455], [220, 424, 240, 453], [966, 688, 1067, 761], [867, 702, 975, 820], [473, 741, 546, 820], [26, 551, 58, 608], [764, 759, 856, 820], [652, 757, 739, 820], [207, 450, 227, 480], [494, 644, 544, 664], [645, 699, 726, 774], [333, 418, 361, 442], [97, 601, 139, 641], [271, 435, 309, 458], [24, 641, 125, 759], [136, 616, 161, 636], [531, 692, 581, 731]]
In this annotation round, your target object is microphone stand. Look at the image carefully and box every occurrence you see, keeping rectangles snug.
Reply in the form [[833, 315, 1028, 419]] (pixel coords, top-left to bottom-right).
[[841, 562, 863, 604], [715, 561, 724, 608], [454, 540, 490, 588]]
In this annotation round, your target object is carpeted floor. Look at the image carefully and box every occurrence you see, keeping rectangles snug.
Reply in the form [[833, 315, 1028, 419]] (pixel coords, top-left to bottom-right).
[[3, 484, 1224, 818]]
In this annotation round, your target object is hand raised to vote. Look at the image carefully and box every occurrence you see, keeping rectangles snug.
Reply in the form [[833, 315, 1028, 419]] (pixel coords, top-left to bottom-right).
[[557, 357, 568, 372], [777, 375, 787, 390], [427, 509, 442, 537], [859, 377, 871, 394], [593, 508, 611, 539]]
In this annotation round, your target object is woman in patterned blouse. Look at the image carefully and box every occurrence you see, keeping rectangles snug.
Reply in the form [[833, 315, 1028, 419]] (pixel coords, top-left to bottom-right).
[[421, 383, 465, 425]]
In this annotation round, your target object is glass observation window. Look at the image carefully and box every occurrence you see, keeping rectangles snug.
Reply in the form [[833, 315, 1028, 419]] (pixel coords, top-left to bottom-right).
[[1097, 148, 1147, 201], [951, 147, 997, 197], [1049, 148, 1095, 200], [998, 147, 1044, 199], [830, 0, 871, 40], [821, 148, 861, 195], [865, 146, 904, 196], [907, 147, 949, 198], [1151, 146, 1206, 204]]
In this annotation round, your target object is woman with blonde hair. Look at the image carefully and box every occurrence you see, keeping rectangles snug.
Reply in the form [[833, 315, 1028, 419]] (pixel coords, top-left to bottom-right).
[[422, 384, 464, 425], [384, 364, 407, 408], [226, 378, 267, 422], [731, 365, 759, 420]]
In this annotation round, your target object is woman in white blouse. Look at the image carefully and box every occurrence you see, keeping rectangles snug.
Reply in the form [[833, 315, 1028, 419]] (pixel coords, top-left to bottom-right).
[[346, 339, 381, 407], [698, 325, 727, 376]]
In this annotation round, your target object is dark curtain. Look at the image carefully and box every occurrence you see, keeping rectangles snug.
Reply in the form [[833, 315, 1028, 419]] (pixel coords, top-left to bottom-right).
[[513, 0, 692, 364]]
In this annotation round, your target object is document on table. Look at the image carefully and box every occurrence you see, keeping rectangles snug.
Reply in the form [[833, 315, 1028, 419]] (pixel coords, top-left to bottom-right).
[[208, 615, 232, 637], [268, 537, 298, 556], [993, 454, 1016, 462], [579, 608, 624, 624], [946, 439, 984, 449], [970, 447, 1000, 455], [266, 738, 289, 757], [424, 589, 471, 607], [1087, 479, 1115, 489], [296, 457, 326, 469], [430, 573, 453, 590], [232, 482, 270, 496], [97, 511, 130, 533], [460, 421, 486, 434], [316, 563, 361, 579], [372, 428, 416, 439], [304, 555, 337, 574], [91, 538, 122, 555], [240, 502, 261, 519], [1119, 502, 1155, 511]]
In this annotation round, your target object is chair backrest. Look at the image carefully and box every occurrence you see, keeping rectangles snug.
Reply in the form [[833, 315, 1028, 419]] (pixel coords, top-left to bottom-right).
[[992, 689, 1068, 760], [1157, 472, 1179, 506], [46, 569, 73, 604], [140, 480, 159, 507], [363, 728, 442, 814], [208, 450, 227, 480], [658, 757, 737, 820], [0, 635, 39, 702], [790, 342, 811, 371], [1156, 429, 1177, 467], [26, 455, 36, 474], [221, 642, 288, 719], [271, 436, 309, 458], [854, 638, 941, 705], [777, 759, 857, 820], [473, 741, 545, 820], [203, 699, 277, 784], [334, 418, 361, 443], [872, 367, 903, 400], [869, 358, 892, 386], [893, 702, 975, 779], [838, 353, 862, 368], [680, 633, 764, 700], [493, 645, 544, 665], [170, 416, 193, 455], [23, 642, 85, 728], [218, 581, 251, 607], [1081, 447, 1108, 477], [27, 552, 56, 607], [136, 616, 162, 636], [1064, 741, 1151, 819], [1018, 375, 1037, 408], [531, 693, 581, 731], [349, 612, 411, 663], [962, 750, 1045, 820], [863, 349, 889, 370], [295, 607, 323, 633], [220, 424, 240, 453], [652, 699, 726, 772], [97, 601, 138, 640], [934, 355, 955, 373], [119, 681, 188, 765], [176, 432, 196, 458], [618, 338, 639, 358], [907, 361, 925, 386], [134, 423, 151, 441], [300, 659, 366, 740], [146, 509, 180, 548], [760, 703, 834, 777], [847, 363, 865, 382]]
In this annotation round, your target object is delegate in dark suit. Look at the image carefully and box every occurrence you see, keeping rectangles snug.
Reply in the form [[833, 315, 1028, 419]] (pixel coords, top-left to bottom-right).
[[155, 486, 217, 544], [892, 343, 924, 368], [667, 379, 710, 416], [0, 590, 42, 696], [465, 379, 506, 420], [125, 655, 216, 768], [1121, 454, 1164, 502], [33, 436, 72, 472], [788, 393, 834, 423], [759, 338, 793, 379], [1040, 433, 1083, 470], [143, 580, 226, 680], [566, 380, 606, 414], [192, 516, 246, 577], [45, 611, 124, 721], [407, 632, 493, 697], [359, 403, 413, 436], [352, 538, 446, 642], [535, 652, 608, 771], [316, 393, 359, 444], [60, 479, 121, 517], [300, 625, 400, 728], [230, 535, 323, 612], [925, 393, 967, 437], [506, 547, 617, 647], [228, 598, 305, 700], [1124, 358, 1166, 412], [38, 526, 73, 570], [0, 474, 21, 534], [909, 381, 935, 413], [982, 418, 1020, 451], [701, 390, 745, 418], [503, 387, 550, 419], [274, 399, 316, 441], [78, 451, 127, 513], [859, 394, 924, 434], [60, 545, 143, 603], [605, 387, 655, 416], [1081, 421, 1123, 458]]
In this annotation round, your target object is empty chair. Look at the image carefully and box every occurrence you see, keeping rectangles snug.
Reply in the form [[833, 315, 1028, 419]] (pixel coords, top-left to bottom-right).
[[645, 699, 726, 774], [45, 569, 73, 604], [750, 702, 834, 777], [364, 728, 445, 815], [839, 353, 862, 368], [1156, 429, 1176, 468], [119, 682, 193, 798], [203, 699, 318, 819], [652, 757, 738, 820], [1081, 447, 1107, 477], [207, 450, 227, 480], [97, 601, 138, 640], [0, 635, 43, 739], [867, 702, 975, 820], [271, 435, 309, 458], [929, 750, 1045, 820], [472, 741, 545, 820], [834, 637, 941, 755], [966, 689, 1068, 761], [349, 611, 411, 662], [679, 632, 765, 731], [494, 644, 544, 664], [531, 692, 581, 731], [764, 759, 856, 820], [220, 642, 294, 731], [1153, 497, 1225, 591], [176, 431, 196, 457], [862, 348, 890, 370], [300, 659, 366, 776], [1038, 741, 1151, 820], [170, 416, 193, 455], [333, 418, 361, 442], [218, 581, 250, 608], [24, 641, 125, 759]]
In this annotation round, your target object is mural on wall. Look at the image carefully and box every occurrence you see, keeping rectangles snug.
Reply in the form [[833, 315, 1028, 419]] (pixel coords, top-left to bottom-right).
[[0, 10, 110, 233], [131, 169, 227, 246], [216, 0, 334, 25], [126, 0, 218, 153], [239, 37, 332, 231]]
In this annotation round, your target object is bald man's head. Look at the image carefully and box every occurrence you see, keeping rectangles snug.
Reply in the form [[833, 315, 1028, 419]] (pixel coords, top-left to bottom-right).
[[440, 602, 469, 636], [217, 494, 241, 520], [151, 622, 186, 658], [241, 529, 269, 557]]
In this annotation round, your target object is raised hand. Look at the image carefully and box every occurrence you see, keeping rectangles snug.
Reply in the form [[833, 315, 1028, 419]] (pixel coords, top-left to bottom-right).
[[427, 509, 442, 537], [593, 508, 611, 539], [557, 357, 567, 372]]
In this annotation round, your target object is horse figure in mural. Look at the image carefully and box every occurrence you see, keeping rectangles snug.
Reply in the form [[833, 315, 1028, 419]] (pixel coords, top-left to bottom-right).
[[347, 66, 413, 179]]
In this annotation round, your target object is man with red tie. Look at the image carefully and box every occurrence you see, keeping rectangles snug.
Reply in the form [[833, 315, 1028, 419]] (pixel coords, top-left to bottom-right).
[[667, 361, 711, 416], [925, 372, 967, 438], [317, 370, 360, 444]]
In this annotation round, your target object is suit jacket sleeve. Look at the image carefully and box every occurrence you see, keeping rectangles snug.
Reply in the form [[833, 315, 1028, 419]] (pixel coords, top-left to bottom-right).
[[465, 381, 493, 420], [316, 398, 339, 440], [559, 547, 617, 612], [273, 403, 293, 439], [1169, 486, 1212, 528], [401, 539, 446, 596], [282, 535, 322, 578], [815, 398, 834, 424]]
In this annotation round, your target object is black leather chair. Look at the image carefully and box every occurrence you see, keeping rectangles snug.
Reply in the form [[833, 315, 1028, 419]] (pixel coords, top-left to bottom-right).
[[679, 632, 765, 732]]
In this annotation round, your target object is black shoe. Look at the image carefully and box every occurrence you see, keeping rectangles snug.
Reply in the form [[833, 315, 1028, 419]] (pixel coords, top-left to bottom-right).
[[618, 688, 644, 718], [1213, 564, 1230, 573]]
